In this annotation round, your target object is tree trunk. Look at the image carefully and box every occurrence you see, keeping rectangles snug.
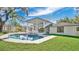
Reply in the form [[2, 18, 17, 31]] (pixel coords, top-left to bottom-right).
[[0, 8, 13, 32], [0, 22, 3, 32]]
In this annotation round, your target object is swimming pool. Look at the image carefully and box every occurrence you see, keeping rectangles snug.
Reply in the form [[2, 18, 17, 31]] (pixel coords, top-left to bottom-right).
[[1, 33, 56, 44], [8, 34, 44, 41]]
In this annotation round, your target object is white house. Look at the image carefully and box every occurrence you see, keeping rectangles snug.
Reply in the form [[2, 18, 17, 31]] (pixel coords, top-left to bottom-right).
[[2, 17, 52, 33], [2, 24, 16, 32], [46, 22, 79, 35], [2, 17, 79, 36], [25, 17, 52, 34], [2, 23, 26, 32]]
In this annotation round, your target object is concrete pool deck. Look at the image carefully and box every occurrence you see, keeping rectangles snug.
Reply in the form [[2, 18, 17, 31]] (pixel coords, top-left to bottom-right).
[[0, 33, 56, 44], [0, 32, 28, 39]]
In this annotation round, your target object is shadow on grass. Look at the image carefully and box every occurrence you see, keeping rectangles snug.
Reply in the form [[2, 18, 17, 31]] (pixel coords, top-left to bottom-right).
[[0, 32, 8, 34], [47, 34, 79, 39]]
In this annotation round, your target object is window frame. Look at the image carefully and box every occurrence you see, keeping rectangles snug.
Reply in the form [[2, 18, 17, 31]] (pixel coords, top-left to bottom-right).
[[57, 26, 64, 33], [76, 27, 79, 31]]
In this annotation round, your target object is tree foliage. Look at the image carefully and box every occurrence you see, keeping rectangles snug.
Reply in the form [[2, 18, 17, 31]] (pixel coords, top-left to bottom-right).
[[57, 16, 79, 24], [0, 7, 28, 32]]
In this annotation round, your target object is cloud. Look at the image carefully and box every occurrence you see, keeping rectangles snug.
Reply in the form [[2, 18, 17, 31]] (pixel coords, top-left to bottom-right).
[[15, 9, 21, 12], [29, 7, 63, 16]]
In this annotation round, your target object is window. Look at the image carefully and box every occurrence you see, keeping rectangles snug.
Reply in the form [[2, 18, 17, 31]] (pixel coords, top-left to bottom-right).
[[38, 22, 43, 27], [57, 26, 64, 33], [76, 27, 79, 31]]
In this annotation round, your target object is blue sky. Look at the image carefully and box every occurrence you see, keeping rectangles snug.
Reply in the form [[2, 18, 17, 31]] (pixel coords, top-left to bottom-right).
[[16, 7, 77, 23]]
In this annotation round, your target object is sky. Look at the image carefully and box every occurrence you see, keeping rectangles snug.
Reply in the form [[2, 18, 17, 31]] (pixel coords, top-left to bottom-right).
[[15, 7, 78, 23], [3, 7, 77, 25]]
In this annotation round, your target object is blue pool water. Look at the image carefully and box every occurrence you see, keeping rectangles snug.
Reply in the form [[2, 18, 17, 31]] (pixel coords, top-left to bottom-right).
[[8, 34, 44, 41]]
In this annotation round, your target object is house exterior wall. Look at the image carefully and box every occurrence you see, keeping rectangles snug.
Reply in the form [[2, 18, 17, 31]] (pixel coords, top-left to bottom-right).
[[49, 26, 79, 35], [49, 27, 57, 34], [26, 18, 51, 34], [64, 26, 76, 35], [75, 26, 79, 35], [3, 25, 16, 32]]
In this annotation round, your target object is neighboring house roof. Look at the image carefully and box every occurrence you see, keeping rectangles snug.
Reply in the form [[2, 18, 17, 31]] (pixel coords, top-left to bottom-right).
[[26, 17, 52, 23], [53, 22, 79, 27], [45, 22, 79, 28]]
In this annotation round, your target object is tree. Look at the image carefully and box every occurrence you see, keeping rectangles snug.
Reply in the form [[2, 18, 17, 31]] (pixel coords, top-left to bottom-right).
[[38, 28, 44, 32], [57, 16, 79, 24], [57, 17, 70, 23], [0, 7, 28, 32], [0, 17, 4, 32], [74, 16, 79, 23], [16, 26, 23, 32]]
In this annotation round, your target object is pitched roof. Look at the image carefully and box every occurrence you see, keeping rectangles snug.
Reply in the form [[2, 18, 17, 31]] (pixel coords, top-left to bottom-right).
[[26, 17, 52, 23], [53, 22, 79, 26], [45, 22, 79, 27]]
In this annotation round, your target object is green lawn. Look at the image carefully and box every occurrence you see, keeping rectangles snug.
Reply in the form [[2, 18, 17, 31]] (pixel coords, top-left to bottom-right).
[[0, 32, 7, 36], [0, 33, 79, 51]]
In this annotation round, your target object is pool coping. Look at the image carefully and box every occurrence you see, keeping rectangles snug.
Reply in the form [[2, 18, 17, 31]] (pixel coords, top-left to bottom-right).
[[0, 33, 56, 44]]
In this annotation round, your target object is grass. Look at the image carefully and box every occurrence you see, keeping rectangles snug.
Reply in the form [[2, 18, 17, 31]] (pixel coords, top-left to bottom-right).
[[0, 32, 7, 36], [0, 33, 79, 51]]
